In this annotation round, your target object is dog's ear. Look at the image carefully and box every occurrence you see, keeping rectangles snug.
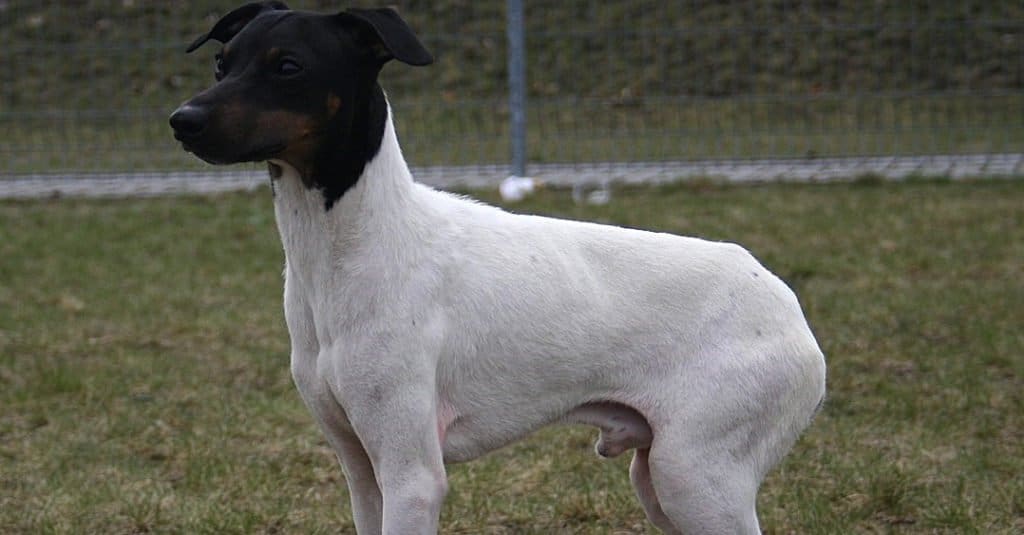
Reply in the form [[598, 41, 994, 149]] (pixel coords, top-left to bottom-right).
[[336, 7, 434, 67], [186, 1, 290, 53]]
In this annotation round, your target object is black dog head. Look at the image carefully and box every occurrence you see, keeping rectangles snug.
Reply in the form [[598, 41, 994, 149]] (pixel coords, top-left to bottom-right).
[[170, 2, 432, 206]]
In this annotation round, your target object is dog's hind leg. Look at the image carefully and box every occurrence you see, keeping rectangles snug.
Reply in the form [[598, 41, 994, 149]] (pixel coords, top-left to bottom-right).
[[629, 448, 682, 534], [641, 366, 812, 535], [647, 439, 762, 535]]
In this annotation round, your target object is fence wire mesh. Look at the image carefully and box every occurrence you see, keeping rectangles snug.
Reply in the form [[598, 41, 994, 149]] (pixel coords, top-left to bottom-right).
[[1, 1, 1022, 180]]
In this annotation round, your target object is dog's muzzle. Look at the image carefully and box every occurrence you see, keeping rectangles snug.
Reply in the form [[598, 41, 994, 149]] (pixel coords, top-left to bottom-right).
[[169, 103, 287, 164]]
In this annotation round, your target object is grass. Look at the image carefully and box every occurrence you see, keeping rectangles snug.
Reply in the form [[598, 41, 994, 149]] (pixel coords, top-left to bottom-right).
[[5, 92, 1023, 175], [1, 179, 1023, 533], [2, 1, 1022, 174]]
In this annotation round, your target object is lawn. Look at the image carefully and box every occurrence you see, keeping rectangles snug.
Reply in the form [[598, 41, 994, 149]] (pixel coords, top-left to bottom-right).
[[0, 179, 1022, 533]]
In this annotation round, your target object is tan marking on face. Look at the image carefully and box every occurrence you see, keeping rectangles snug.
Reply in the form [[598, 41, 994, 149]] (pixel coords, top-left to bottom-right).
[[327, 93, 341, 117], [257, 110, 314, 139], [266, 47, 282, 63], [256, 110, 321, 176]]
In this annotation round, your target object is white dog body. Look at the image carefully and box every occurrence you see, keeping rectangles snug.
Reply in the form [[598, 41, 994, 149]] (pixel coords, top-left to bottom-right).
[[169, 5, 825, 532], [271, 110, 825, 533]]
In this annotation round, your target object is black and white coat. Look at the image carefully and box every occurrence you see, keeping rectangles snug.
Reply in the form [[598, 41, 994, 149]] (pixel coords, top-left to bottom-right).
[[172, 4, 826, 533]]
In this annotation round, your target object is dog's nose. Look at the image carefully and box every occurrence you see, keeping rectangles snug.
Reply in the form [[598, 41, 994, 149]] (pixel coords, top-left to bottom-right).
[[169, 105, 209, 137]]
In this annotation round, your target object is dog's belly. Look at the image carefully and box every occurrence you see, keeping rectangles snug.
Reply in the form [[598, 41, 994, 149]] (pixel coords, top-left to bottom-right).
[[437, 397, 653, 463], [437, 403, 549, 463]]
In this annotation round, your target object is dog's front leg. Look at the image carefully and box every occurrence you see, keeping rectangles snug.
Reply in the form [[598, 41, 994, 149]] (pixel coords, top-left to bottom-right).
[[300, 394, 385, 532], [285, 281, 384, 532], [334, 352, 448, 534], [333, 431, 384, 533], [295, 375, 385, 533]]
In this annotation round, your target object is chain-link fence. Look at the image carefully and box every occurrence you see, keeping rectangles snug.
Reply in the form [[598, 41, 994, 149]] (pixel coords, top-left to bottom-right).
[[2, 1, 1022, 180]]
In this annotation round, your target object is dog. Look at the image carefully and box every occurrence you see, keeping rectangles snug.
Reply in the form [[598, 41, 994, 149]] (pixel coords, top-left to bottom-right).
[[170, 3, 826, 533]]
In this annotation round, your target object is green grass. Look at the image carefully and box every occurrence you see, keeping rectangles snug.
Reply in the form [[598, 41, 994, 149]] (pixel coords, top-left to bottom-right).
[[2, 1, 1022, 174], [1, 180, 1023, 533], [5, 93, 1023, 174]]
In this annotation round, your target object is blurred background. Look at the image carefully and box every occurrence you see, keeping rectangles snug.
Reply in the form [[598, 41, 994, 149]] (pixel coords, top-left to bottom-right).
[[2, 0, 1022, 180]]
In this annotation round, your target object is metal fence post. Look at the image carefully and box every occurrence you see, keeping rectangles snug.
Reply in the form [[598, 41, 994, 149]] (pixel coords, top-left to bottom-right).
[[506, 0, 527, 178]]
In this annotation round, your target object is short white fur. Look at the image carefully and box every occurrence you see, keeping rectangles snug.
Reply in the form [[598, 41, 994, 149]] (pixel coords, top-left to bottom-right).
[[270, 105, 826, 534]]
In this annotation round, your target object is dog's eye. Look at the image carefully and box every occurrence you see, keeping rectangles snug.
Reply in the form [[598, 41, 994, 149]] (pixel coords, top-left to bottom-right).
[[276, 59, 302, 76]]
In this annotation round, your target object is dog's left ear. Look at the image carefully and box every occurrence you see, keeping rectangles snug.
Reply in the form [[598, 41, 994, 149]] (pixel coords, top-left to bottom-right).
[[186, 1, 290, 53], [336, 7, 434, 67]]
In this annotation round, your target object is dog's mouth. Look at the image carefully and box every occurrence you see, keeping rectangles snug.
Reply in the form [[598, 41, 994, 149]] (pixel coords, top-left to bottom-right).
[[239, 142, 287, 162], [178, 139, 286, 165]]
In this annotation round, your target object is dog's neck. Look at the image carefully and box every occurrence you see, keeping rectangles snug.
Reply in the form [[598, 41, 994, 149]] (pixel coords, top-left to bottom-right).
[[311, 81, 391, 211], [269, 101, 417, 268]]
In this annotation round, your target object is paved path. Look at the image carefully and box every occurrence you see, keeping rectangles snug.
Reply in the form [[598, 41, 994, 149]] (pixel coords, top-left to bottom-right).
[[2, 154, 1021, 200]]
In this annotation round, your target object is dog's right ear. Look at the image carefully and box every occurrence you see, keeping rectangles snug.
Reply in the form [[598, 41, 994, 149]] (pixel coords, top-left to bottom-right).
[[186, 1, 290, 53], [336, 7, 434, 67]]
